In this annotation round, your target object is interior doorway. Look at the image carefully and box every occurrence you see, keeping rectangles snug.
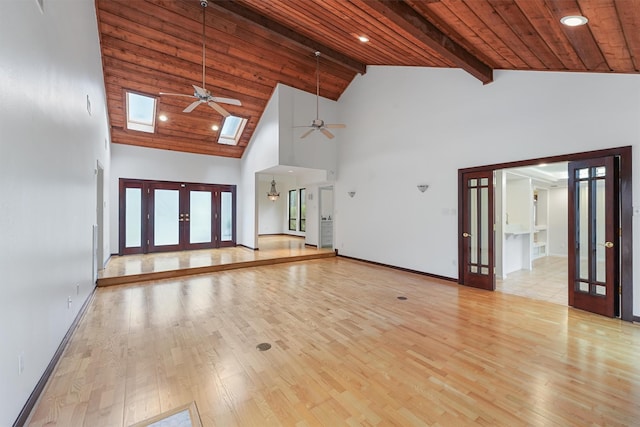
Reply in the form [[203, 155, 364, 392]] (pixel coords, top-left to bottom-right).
[[458, 146, 632, 321], [495, 162, 568, 304]]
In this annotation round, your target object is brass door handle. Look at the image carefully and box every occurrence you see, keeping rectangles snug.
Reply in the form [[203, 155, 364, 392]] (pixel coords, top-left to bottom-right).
[[603, 241, 614, 248], [462, 232, 471, 238]]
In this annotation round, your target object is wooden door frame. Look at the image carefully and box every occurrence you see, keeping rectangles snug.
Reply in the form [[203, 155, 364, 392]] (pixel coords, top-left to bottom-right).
[[118, 178, 238, 255], [458, 146, 633, 322]]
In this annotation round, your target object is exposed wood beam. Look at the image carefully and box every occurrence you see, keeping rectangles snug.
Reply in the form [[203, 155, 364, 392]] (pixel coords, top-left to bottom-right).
[[370, 0, 494, 84], [210, 0, 367, 75]]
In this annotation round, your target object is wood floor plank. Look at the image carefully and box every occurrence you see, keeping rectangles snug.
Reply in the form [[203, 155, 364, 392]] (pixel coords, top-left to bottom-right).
[[27, 257, 640, 426]]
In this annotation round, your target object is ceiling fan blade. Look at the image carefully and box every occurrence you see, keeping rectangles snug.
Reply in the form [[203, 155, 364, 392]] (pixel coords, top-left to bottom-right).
[[320, 128, 335, 139], [183, 100, 202, 113], [208, 101, 231, 117], [159, 92, 196, 99], [325, 123, 346, 129], [211, 96, 242, 106], [300, 128, 315, 139], [192, 85, 208, 97]]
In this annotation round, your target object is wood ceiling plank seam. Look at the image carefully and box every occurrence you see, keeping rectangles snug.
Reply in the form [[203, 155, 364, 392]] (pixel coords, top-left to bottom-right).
[[282, 1, 392, 65], [513, 0, 588, 71], [98, 10, 316, 96], [437, 0, 529, 69], [99, 0, 206, 43], [200, 2, 357, 96], [101, 0, 330, 98], [251, 0, 407, 66], [100, 37, 274, 99], [102, 56, 269, 107], [577, 0, 635, 72], [337, 0, 453, 67], [406, 0, 501, 69], [346, 0, 456, 68], [488, 0, 567, 70], [461, 0, 546, 70], [97, 21, 217, 76], [365, 0, 493, 83], [210, 0, 367, 75], [543, 0, 609, 71], [219, 24, 354, 97], [614, 0, 640, 71], [217, 31, 351, 98]]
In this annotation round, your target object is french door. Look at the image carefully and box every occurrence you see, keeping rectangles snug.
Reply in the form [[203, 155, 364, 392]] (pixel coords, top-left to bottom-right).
[[119, 179, 236, 255], [460, 171, 495, 290], [568, 157, 619, 317]]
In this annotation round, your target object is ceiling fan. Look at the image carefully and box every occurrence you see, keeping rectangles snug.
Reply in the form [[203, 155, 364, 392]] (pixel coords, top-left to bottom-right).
[[298, 51, 346, 139], [159, 0, 241, 117]]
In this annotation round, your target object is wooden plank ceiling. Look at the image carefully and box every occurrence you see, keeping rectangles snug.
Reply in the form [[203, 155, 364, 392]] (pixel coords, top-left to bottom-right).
[[96, 0, 640, 158]]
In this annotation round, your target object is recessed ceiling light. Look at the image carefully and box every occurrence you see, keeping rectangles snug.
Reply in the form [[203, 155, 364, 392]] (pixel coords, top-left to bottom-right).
[[561, 15, 588, 27], [211, 124, 219, 131], [158, 114, 168, 122], [358, 35, 369, 43], [288, 170, 293, 173]]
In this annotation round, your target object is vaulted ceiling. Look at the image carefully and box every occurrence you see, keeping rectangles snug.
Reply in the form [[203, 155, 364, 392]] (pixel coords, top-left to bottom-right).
[[96, 0, 640, 158]]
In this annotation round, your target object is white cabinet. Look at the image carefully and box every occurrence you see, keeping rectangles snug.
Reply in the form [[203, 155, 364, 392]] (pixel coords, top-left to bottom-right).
[[499, 174, 550, 277], [320, 220, 333, 248]]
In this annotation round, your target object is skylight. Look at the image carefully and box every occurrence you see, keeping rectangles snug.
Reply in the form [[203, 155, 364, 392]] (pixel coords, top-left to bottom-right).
[[218, 115, 247, 145], [125, 91, 157, 133]]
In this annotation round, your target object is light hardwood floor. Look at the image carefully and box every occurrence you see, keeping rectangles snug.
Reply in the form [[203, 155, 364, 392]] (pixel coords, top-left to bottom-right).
[[27, 256, 640, 426], [98, 235, 334, 286]]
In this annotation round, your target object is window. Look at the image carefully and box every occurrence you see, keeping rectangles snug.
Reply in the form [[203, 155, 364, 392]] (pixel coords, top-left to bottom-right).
[[218, 115, 247, 145], [299, 188, 306, 232], [125, 91, 157, 133], [288, 190, 297, 231]]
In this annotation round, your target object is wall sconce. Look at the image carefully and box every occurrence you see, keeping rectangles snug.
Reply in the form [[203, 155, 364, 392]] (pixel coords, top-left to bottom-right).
[[417, 184, 429, 193], [347, 191, 356, 198], [267, 178, 280, 201]]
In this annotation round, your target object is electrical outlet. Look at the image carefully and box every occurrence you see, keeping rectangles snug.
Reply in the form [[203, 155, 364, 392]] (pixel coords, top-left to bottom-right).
[[67, 296, 72, 309], [18, 353, 24, 375]]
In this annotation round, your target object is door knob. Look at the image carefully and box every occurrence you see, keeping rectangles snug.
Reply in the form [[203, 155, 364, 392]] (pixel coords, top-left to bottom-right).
[[604, 241, 614, 248], [462, 232, 471, 238]]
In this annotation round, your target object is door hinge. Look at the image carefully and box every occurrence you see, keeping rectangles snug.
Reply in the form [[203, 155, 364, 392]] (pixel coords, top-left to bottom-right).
[[147, 213, 150, 220], [147, 240, 150, 245], [619, 228, 622, 237], [493, 267, 496, 274], [147, 188, 150, 194]]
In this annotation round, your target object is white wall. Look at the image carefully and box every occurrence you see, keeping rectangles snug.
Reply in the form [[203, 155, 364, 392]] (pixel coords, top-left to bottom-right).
[[336, 66, 640, 313], [239, 86, 281, 248], [242, 84, 338, 248], [278, 85, 339, 175], [257, 177, 286, 235], [548, 187, 568, 256], [0, 0, 111, 424], [109, 144, 240, 252]]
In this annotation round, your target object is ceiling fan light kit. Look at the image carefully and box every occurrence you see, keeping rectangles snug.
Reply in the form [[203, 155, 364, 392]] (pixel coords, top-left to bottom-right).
[[159, 0, 241, 118], [298, 51, 346, 140]]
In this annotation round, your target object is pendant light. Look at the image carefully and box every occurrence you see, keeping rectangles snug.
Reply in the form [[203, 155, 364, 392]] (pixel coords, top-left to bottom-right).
[[267, 178, 280, 201]]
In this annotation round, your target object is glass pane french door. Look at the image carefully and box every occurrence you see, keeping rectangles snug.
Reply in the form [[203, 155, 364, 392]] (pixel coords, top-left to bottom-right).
[[119, 179, 236, 254], [149, 183, 182, 252], [217, 186, 236, 248], [460, 171, 495, 290], [568, 157, 619, 317]]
